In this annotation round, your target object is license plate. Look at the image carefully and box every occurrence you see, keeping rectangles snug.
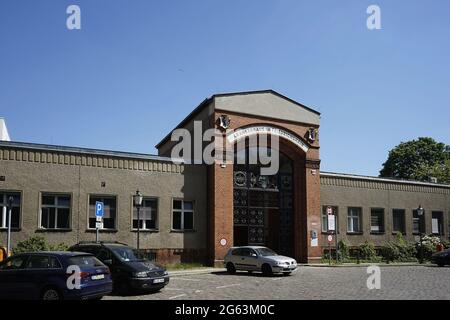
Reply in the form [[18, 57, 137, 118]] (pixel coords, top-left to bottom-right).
[[153, 278, 164, 284], [91, 274, 105, 280]]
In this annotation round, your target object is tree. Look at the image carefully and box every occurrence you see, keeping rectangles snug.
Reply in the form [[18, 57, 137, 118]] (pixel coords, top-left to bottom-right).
[[379, 137, 450, 183]]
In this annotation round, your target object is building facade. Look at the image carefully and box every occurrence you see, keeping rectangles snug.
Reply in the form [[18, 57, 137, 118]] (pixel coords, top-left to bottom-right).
[[0, 90, 449, 265]]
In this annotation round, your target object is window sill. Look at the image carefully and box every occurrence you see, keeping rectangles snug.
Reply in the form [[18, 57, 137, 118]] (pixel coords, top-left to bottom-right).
[[346, 232, 363, 235], [131, 229, 159, 233], [321, 231, 340, 235], [0, 228, 21, 232], [170, 229, 196, 233], [36, 228, 72, 232], [370, 232, 385, 235], [392, 232, 406, 235], [86, 229, 118, 233]]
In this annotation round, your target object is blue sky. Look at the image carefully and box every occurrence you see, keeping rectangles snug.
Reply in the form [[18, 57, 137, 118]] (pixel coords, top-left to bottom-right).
[[1, 0, 449, 176]]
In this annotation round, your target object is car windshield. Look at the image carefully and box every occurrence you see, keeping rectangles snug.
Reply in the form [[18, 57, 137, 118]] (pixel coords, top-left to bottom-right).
[[110, 246, 142, 262], [69, 255, 104, 267], [255, 248, 277, 257]]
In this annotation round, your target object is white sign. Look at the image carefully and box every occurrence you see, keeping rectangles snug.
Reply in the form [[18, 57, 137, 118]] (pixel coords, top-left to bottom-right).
[[326, 207, 333, 215], [432, 218, 439, 234], [95, 222, 103, 229], [226, 126, 309, 153], [220, 238, 227, 246], [327, 235, 333, 242], [328, 215, 336, 231], [310, 238, 318, 247], [96, 216, 102, 222]]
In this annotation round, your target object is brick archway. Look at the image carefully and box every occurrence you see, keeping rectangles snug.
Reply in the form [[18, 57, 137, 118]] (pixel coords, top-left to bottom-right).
[[208, 111, 321, 266]]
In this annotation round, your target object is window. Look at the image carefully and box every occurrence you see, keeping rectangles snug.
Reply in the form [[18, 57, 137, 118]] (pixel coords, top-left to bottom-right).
[[40, 194, 71, 230], [347, 207, 362, 233], [432, 211, 444, 235], [413, 209, 425, 234], [172, 200, 194, 231], [0, 255, 27, 270], [0, 192, 21, 230], [370, 208, 385, 233], [89, 196, 117, 229], [26, 255, 61, 269], [392, 209, 406, 234], [321, 206, 338, 233], [133, 198, 158, 230]]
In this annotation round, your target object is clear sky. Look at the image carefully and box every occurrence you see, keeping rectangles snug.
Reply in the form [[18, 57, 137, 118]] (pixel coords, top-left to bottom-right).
[[1, 0, 449, 176]]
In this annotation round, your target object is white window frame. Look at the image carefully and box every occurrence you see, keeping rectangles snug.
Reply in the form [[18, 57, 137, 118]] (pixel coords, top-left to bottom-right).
[[39, 193, 72, 230], [0, 192, 21, 229], [172, 199, 194, 231], [347, 207, 362, 233], [132, 197, 158, 231]]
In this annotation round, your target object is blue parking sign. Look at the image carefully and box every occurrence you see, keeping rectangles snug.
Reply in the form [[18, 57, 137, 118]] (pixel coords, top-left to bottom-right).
[[95, 201, 104, 218]]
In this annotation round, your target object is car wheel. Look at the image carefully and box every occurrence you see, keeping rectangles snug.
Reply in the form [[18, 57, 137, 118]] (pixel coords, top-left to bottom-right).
[[41, 287, 61, 300], [282, 272, 291, 276], [226, 262, 236, 274], [437, 263, 445, 267], [262, 264, 273, 276]]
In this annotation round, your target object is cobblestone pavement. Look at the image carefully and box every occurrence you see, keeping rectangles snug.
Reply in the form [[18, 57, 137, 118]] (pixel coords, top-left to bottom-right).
[[104, 265, 450, 300]]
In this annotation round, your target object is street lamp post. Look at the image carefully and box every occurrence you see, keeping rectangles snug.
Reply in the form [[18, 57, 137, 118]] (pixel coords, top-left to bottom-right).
[[417, 205, 424, 264], [6, 196, 14, 257], [133, 190, 143, 254]]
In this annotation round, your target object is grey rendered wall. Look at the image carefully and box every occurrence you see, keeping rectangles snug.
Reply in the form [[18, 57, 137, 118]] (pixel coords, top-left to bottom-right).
[[0, 150, 207, 251], [320, 176, 450, 247]]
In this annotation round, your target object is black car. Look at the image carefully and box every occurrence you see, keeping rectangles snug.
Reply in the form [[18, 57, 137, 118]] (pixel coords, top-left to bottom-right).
[[0, 251, 112, 300], [431, 250, 450, 267], [69, 242, 169, 293]]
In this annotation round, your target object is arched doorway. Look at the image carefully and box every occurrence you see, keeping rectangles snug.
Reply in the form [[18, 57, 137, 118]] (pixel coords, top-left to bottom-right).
[[232, 146, 294, 257]]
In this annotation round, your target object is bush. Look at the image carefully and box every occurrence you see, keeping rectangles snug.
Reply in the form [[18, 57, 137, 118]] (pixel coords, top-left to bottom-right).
[[337, 240, 349, 261], [359, 241, 377, 260], [381, 233, 417, 263], [13, 236, 68, 254]]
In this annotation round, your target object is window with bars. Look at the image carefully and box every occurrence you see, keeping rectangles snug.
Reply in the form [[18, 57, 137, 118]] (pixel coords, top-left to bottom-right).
[[370, 208, 385, 233], [40, 194, 71, 229], [0, 192, 21, 229], [133, 198, 158, 230], [172, 200, 194, 231], [392, 209, 406, 234]]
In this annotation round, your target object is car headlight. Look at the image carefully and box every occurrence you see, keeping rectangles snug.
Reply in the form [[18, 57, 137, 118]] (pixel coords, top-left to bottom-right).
[[276, 261, 285, 266], [164, 271, 169, 276], [133, 271, 148, 278]]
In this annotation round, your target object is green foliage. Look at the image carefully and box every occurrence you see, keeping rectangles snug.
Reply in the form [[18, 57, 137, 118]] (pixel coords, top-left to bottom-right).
[[359, 241, 377, 260], [13, 236, 68, 254], [381, 233, 417, 263], [379, 137, 450, 183], [337, 240, 349, 260]]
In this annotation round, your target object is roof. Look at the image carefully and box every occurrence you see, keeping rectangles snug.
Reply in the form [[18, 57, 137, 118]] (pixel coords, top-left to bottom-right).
[[155, 89, 320, 149], [0, 140, 174, 162], [320, 171, 450, 188]]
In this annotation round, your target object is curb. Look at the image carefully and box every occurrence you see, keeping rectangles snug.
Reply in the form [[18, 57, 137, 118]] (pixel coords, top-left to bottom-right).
[[301, 263, 431, 268], [168, 268, 226, 277]]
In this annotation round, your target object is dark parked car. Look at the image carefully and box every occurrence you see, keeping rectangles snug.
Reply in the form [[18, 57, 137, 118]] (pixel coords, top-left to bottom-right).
[[431, 250, 450, 267], [69, 242, 169, 293], [0, 251, 112, 300]]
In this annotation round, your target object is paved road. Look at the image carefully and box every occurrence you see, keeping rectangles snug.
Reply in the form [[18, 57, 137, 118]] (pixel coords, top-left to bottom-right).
[[104, 265, 450, 300]]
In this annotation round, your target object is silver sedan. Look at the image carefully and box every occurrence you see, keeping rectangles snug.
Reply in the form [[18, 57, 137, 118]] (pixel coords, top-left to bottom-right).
[[223, 246, 297, 276]]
